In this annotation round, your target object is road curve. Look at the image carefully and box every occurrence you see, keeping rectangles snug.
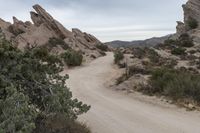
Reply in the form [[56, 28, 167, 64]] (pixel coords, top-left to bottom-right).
[[65, 52, 200, 133]]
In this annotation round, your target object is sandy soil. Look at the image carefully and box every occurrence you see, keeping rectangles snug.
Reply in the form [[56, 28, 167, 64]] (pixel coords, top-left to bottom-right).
[[64, 52, 200, 133]]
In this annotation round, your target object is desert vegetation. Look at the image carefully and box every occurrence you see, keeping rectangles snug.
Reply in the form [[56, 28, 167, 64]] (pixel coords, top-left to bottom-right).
[[96, 44, 109, 51], [61, 50, 83, 66], [46, 37, 69, 50], [0, 34, 90, 133], [178, 33, 194, 47], [146, 67, 200, 104], [187, 17, 198, 30], [158, 33, 194, 50], [114, 30, 200, 108], [114, 50, 124, 64], [171, 47, 186, 55]]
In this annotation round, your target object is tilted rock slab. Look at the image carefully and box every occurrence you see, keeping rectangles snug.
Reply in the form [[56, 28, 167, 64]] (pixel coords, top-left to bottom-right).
[[0, 4, 104, 60]]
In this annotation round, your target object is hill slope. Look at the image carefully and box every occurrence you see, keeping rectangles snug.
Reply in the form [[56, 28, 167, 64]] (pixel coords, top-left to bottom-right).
[[106, 35, 171, 48]]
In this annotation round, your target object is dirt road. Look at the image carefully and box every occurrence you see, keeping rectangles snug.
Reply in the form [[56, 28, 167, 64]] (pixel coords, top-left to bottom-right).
[[65, 52, 200, 133]]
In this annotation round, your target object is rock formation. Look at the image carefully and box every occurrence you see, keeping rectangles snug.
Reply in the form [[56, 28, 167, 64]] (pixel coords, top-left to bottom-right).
[[31, 4, 73, 39], [176, 0, 200, 44], [183, 0, 200, 30], [0, 4, 104, 60], [176, 21, 186, 35]]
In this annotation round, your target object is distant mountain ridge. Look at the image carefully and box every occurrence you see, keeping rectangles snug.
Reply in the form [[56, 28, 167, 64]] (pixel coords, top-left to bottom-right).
[[106, 35, 172, 48]]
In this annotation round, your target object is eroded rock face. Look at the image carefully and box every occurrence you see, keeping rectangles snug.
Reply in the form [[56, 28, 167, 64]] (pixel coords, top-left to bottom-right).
[[183, 0, 200, 30], [0, 4, 104, 60], [176, 21, 186, 35], [0, 18, 14, 40], [177, 0, 200, 32], [0, 18, 11, 29], [9, 17, 27, 34], [15, 24, 58, 49], [175, 0, 200, 45]]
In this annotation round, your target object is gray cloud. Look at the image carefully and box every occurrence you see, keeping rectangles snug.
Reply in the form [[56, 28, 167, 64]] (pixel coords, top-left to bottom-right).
[[0, 0, 187, 41]]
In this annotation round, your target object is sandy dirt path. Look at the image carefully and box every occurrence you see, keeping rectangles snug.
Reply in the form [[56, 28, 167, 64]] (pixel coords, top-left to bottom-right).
[[65, 52, 200, 133]]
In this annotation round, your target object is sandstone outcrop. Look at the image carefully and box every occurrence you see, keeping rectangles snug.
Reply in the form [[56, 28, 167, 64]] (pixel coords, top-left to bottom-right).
[[0, 18, 11, 29], [0, 18, 13, 40], [183, 0, 200, 30], [176, 0, 200, 44], [31, 4, 73, 39], [0, 4, 104, 60], [176, 21, 186, 35]]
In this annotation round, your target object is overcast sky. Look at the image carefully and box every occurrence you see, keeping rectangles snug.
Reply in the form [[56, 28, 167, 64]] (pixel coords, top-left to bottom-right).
[[0, 0, 187, 42]]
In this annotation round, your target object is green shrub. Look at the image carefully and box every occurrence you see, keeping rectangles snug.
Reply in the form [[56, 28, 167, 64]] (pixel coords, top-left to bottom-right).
[[148, 67, 200, 103], [61, 50, 83, 66], [47, 37, 69, 50], [156, 39, 178, 50], [96, 44, 108, 51], [0, 86, 37, 132], [164, 39, 178, 46], [188, 17, 198, 30], [114, 51, 124, 64], [132, 48, 160, 64], [128, 66, 150, 76], [147, 48, 160, 63], [160, 34, 194, 48], [0, 34, 90, 132], [171, 47, 186, 55], [178, 33, 194, 47], [132, 48, 146, 59]]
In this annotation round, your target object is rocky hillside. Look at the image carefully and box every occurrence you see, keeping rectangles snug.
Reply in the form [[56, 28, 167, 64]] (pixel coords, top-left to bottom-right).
[[106, 35, 171, 48], [0, 4, 105, 62], [113, 0, 200, 110]]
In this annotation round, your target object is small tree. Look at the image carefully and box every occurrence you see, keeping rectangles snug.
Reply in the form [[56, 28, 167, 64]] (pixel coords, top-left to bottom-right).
[[0, 35, 90, 132], [114, 51, 124, 64], [46, 37, 69, 50], [171, 47, 186, 55], [96, 44, 108, 51], [0, 86, 37, 133], [61, 50, 83, 66], [147, 48, 160, 64]]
